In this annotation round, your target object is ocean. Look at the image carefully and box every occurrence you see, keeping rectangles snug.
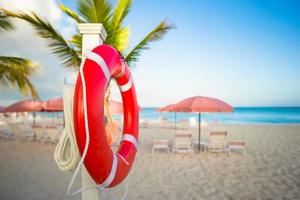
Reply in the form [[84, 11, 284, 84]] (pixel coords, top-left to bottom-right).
[[36, 107, 300, 124], [139, 107, 300, 124]]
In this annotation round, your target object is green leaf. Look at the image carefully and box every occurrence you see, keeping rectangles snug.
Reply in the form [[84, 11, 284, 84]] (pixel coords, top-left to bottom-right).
[[0, 11, 14, 31], [0, 56, 39, 99], [105, 26, 130, 52], [2, 1, 174, 68], [2, 9, 81, 68], [60, 4, 86, 23], [69, 34, 82, 55], [111, 0, 131, 29], [78, 0, 111, 25]]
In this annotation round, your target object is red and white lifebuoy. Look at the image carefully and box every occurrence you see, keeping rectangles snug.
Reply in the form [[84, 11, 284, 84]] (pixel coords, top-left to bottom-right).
[[73, 45, 139, 188]]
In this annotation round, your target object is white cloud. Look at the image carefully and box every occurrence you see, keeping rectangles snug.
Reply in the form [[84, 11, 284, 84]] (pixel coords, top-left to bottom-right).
[[0, 0, 77, 106], [0, 0, 62, 24]]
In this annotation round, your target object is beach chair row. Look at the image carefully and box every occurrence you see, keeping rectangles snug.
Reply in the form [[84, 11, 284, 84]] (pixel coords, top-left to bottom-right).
[[0, 122, 62, 143], [152, 131, 246, 155]]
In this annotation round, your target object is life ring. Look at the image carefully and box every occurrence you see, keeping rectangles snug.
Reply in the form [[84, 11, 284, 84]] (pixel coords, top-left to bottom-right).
[[73, 45, 139, 188]]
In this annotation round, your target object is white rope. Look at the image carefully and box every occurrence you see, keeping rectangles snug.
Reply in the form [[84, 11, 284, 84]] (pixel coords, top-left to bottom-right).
[[53, 85, 79, 171]]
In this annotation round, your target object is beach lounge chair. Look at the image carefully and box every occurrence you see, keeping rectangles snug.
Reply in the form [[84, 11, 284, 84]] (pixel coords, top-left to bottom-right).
[[207, 131, 228, 154], [20, 124, 35, 140], [159, 117, 173, 129], [140, 119, 149, 128], [152, 139, 170, 153], [228, 140, 246, 154], [32, 125, 47, 142], [173, 133, 193, 154], [44, 125, 61, 144], [189, 117, 197, 127], [177, 119, 189, 130], [7, 122, 34, 140], [0, 123, 15, 139]]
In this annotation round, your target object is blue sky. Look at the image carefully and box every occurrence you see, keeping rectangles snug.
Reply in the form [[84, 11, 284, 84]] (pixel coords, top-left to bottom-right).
[[0, 0, 300, 107]]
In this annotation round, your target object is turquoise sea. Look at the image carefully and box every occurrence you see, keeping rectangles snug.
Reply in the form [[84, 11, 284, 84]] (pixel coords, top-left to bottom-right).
[[139, 107, 300, 124], [37, 107, 300, 124]]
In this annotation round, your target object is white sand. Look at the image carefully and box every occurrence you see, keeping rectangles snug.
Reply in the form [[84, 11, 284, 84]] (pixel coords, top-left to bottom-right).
[[1, 123, 300, 200]]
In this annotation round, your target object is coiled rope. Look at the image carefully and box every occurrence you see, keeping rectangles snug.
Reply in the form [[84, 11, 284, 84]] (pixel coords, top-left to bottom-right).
[[53, 85, 79, 171]]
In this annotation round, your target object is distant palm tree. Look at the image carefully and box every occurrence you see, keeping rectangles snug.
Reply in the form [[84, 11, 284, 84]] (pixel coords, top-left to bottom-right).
[[1, 0, 174, 68], [0, 14, 39, 99]]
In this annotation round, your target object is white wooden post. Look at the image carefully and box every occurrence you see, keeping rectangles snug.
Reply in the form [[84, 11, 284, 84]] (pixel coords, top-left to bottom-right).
[[77, 23, 107, 200]]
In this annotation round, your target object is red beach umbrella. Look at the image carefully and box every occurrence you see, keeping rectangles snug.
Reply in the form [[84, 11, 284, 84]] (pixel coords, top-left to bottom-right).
[[0, 105, 5, 113], [173, 96, 233, 113], [3, 99, 44, 124], [41, 98, 141, 113], [4, 99, 44, 112], [42, 98, 63, 112], [161, 96, 233, 151], [157, 104, 178, 129], [156, 104, 175, 112]]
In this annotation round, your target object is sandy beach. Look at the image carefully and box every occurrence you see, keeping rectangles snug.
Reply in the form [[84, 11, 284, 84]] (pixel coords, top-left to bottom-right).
[[1, 123, 300, 200], [1, 0, 300, 199]]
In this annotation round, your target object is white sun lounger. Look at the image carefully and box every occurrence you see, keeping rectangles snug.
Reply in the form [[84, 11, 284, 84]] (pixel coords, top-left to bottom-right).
[[177, 119, 189, 130], [7, 123, 34, 140], [44, 125, 61, 144], [152, 139, 170, 153], [159, 117, 173, 129], [0, 123, 15, 139], [32, 125, 47, 142], [173, 133, 193, 154], [228, 140, 246, 154], [208, 131, 228, 154], [140, 119, 149, 128]]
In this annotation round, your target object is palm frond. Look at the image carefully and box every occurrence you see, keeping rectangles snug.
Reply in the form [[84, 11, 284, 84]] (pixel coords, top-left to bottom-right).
[[0, 11, 14, 31], [60, 4, 86, 23], [111, 0, 131, 29], [22, 76, 39, 99], [125, 20, 175, 66], [78, 0, 111, 25], [2, 9, 81, 68], [0, 56, 39, 99], [105, 26, 130, 52], [69, 34, 82, 55]]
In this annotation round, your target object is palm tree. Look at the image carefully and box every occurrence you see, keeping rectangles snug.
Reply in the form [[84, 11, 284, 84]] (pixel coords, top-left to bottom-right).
[[1, 0, 174, 68], [0, 13, 39, 99], [1, 0, 173, 121]]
